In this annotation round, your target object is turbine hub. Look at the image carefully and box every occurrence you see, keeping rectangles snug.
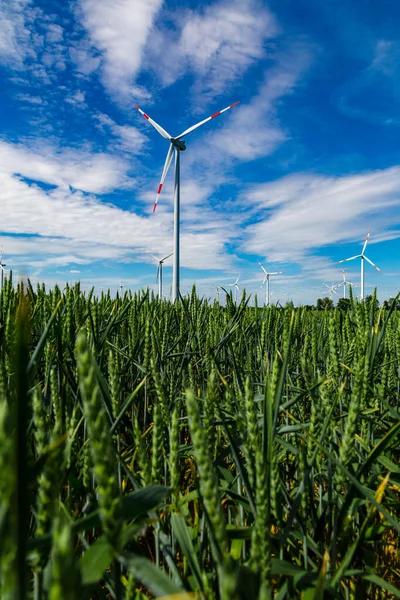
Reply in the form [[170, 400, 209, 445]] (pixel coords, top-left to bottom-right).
[[171, 138, 186, 151]]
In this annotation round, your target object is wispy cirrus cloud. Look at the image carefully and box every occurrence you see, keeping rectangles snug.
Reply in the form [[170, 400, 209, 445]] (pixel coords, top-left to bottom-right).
[[0, 140, 131, 193], [95, 113, 148, 154], [147, 0, 277, 104], [337, 39, 400, 125], [242, 167, 400, 263]]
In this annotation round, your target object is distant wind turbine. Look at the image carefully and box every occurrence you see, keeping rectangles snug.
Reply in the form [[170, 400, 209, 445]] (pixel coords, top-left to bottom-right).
[[151, 253, 173, 299], [228, 276, 240, 304], [323, 283, 339, 300], [259, 262, 282, 306], [338, 231, 381, 300], [337, 269, 358, 299], [215, 286, 220, 302], [135, 101, 239, 302], [0, 249, 6, 291]]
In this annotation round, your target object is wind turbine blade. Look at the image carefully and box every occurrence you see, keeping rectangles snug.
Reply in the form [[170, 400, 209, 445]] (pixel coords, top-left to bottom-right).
[[338, 255, 361, 263], [156, 264, 160, 283], [258, 261, 268, 275], [150, 253, 160, 263], [175, 102, 239, 139], [153, 143, 174, 213], [362, 230, 371, 255], [269, 271, 282, 275], [364, 255, 381, 271], [134, 105, 172, 140], [161, 252, 173, 262]]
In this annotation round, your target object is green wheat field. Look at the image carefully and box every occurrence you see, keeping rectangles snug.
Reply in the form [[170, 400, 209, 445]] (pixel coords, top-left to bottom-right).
[[1, 274, 399, 599]]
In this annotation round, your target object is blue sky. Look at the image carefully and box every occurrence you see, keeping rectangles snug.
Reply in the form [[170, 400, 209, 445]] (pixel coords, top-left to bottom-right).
[[1, 0, 400, 304]]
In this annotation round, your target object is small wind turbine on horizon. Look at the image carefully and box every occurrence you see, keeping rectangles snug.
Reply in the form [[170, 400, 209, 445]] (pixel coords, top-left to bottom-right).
[[0, 249, 6, 291], [215, 286, 220, 302], [323, 283, 339, 301], [135, 101, 239, 302], [228, 276, 240, 304], [337, 269, 358, 299], [150, 252, 173, 299], [259, 262, 282, 306], [337, 231, 381, 300]]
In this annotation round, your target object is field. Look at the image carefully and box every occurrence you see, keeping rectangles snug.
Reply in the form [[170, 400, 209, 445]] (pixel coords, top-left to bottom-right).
[[0, 275, 399, 599]]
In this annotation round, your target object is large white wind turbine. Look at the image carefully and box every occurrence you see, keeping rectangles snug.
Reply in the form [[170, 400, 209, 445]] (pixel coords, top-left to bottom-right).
[[150, 252, 173, 299], [0, 249, 6, 291], [338, 231, 381, 300], [259, 263, 282, 306], [135, 101, 239, 302], [228, 276, 240, 304]]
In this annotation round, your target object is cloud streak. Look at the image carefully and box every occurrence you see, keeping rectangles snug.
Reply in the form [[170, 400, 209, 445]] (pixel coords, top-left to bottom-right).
[[242, 167, 400, 262]]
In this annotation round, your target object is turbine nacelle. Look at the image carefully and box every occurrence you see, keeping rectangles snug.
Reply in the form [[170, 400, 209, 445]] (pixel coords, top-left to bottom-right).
[[171, 138, 186, 151]]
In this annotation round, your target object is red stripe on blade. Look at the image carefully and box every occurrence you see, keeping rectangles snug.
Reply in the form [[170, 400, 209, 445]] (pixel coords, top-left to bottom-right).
[[230, 101, 239, 108], [211, 111, 221, 118], [153, 203, 157, 213], [143, 113, 149, 120], [157, 183, 163, 194]]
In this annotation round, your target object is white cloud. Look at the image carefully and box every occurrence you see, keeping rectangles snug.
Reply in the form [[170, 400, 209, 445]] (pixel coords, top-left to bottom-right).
[[0, 140, 131, 193], [76, 0, 162, 98], [147, 0, 277, 103], [242, 167, 400, 262], [95, 113, 147, 154], [209, 45, 312, 162], [179, 0, 277, 100], [0, 168, 235, 272], [0, 0, 34, 66], [65, 89, 87, 109]]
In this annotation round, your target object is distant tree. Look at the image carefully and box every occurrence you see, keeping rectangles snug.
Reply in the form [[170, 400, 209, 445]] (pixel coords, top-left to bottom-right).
[[337, 298, 351, 311], [382, 297, 400, 310], [317, 297, 333, 310], [303, 304, 314, 311]]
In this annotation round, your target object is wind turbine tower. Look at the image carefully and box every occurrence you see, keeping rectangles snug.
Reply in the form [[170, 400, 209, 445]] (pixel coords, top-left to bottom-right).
[[151, 253, 173, 299], [338, 231, 381, 300], [259, 262, 282, 306], [135, 101, 239, 302], [0, 249, 6, 291], [228, 276, 240, 304], [337, 269, 358, 299]]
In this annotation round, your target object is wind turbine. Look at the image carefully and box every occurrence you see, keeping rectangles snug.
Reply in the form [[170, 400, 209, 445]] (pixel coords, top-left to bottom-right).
[[323, 283, 339, 301], [337, 269, 358, 299], [150, 253, 173, 299], [338, 231, 381, 300], [215, 286, 220, 302], [259, 263, 282, 306], [0, 249, 6, 291], [135, 101, 239, 302], [228, 276, 240, 304]]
